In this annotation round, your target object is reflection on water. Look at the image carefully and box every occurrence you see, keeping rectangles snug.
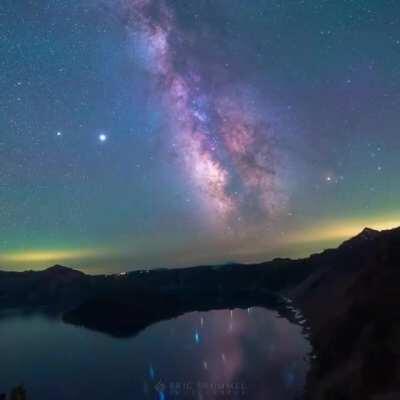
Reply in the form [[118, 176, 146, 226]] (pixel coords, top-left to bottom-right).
[[0, 307, 310, 400]]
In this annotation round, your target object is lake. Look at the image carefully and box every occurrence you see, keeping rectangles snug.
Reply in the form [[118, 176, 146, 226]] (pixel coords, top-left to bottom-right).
[[0, 307, 310, 399]]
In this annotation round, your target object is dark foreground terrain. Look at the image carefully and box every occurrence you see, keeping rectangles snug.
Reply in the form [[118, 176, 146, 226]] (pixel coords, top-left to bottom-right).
[[1, 227, 400, 399], [291, 227, 400, 399]]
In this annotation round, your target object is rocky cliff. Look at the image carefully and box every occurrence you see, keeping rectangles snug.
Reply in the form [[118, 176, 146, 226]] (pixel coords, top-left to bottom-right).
[[292, 227, 400, 399]]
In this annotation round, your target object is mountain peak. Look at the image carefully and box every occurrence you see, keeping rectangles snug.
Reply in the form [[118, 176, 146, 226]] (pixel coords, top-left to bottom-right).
[[44, 265, 84, 276], [356, 227, 381, 241], [360, 227, 379, 235], [340, 227, 381, 249]]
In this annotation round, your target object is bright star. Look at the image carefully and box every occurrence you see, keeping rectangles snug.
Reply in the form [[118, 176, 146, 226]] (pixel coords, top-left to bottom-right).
[[56, 131, 62, 137], [99, 134, 107, 142]]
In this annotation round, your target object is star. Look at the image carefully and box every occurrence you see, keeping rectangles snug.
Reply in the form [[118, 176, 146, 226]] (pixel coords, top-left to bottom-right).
[[98, 134, 107, 142], [56, 131, 62, 137]]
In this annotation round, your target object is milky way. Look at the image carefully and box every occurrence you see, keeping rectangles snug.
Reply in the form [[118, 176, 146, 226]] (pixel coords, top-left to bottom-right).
[[123, 0, 287, 224], [2, 0, 399, 271]]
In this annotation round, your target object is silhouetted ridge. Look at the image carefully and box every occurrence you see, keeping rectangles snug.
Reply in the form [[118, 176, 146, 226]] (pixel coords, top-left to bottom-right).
[[339, 226, 381, 249], [43, 265, 84, 276], [292, 226, 400, 399]]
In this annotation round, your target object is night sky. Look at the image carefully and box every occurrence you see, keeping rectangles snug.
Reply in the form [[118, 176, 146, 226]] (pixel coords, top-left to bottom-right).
[[1, 0, 400, 273]]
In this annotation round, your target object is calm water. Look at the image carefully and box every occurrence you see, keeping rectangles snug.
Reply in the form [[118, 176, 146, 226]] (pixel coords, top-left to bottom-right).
[[0, 307, 310, 400]]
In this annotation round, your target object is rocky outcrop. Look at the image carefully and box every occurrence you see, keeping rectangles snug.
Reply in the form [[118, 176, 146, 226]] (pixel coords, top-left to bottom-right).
[[292, 227, 400, 400]]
